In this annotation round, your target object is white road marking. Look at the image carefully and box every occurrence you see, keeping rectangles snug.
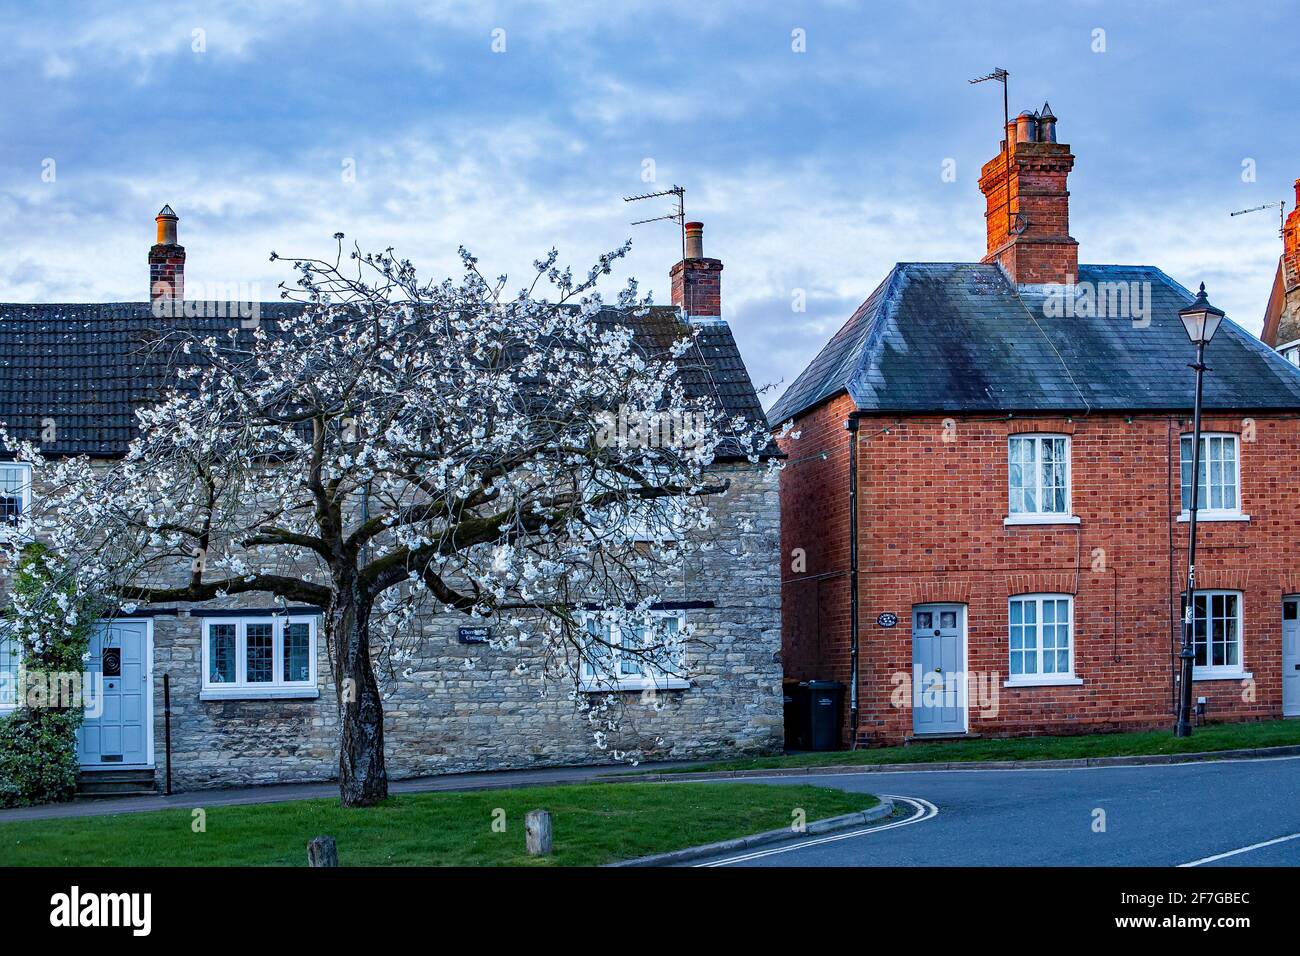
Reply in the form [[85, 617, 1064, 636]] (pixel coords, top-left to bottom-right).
[[1178, 830, 1300, 867], [696, 752, 1300, 784], [693, 795, 939, 867]]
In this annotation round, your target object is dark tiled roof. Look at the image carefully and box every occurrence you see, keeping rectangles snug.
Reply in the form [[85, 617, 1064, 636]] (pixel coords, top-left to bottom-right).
[[0, 302, 774, 459], [588, 306, 777, 459], [768, 263, 1300, 423]]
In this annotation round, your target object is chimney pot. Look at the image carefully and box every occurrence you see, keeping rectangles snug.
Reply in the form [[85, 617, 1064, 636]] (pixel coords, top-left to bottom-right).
[[1037, 102, 1058, 142], [1015, 111, 1038, 143], [155, 204, 179, 245], [684, 221, 704, 259]]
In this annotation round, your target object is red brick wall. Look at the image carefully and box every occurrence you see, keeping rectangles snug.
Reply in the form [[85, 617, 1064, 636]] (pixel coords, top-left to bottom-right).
[[149, 243, 185, 302], [779, 401, 1300, 746], [670, 259, 722, 318], [776, 393, 857, 693]]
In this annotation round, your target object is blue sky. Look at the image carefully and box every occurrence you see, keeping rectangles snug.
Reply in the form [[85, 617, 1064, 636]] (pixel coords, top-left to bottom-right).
[[2, 0, 1298, 404]]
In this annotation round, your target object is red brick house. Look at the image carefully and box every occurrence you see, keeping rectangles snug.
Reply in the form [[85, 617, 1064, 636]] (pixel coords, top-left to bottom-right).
[[770, 105, 1300, 747]]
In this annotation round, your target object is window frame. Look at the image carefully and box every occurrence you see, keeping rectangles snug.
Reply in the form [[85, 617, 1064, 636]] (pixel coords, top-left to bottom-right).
[[1185, 589, 1247, 680], [576, 608, 690, 693], [199, 614, 319, 700], [0, 461, 32, 526], [1005, 593, 1082, 687], [1005, 434, 1078, 525], [1179, 432, 1246, 522], [0, 623, 19, 713]]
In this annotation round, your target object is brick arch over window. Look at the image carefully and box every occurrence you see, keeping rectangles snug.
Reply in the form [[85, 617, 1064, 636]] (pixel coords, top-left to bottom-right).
[[1279, 572, 1300, 595], [1191, 417, 1244, 435], [1194, 569, 1250, 592], [1007, 419, 1077, 436], [909, 580, 972, 606], [1005, 572, 1077, 596]]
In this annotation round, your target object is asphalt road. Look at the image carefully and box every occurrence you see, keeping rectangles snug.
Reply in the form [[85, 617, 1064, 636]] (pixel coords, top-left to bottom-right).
[[688, 755, 1300, 867]]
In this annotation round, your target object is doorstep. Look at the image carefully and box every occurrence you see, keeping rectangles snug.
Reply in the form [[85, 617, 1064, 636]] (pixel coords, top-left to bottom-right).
[[75, 769, 158, 798]]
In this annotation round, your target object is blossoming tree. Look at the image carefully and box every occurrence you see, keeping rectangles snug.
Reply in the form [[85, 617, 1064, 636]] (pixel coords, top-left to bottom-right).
[[0, 239, 769, 806]]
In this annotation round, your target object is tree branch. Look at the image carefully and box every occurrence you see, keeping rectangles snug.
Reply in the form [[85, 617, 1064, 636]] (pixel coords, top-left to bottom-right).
[[118, 574, 332, 607]]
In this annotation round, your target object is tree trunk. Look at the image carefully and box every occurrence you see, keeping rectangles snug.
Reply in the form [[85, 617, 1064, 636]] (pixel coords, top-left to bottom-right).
[[329, 582, 388, 807]]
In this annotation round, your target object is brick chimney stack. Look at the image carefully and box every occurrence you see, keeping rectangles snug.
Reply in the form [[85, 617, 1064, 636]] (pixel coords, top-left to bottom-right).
[[1284, 180, 1300, 281], [977, 102, 1078, 285], [670, 221, 723, 322], [1266, 180, 1300, 346], [149, 205, 185, 304]]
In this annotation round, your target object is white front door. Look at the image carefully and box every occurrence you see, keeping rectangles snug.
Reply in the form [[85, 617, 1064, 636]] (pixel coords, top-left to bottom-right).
[[1284, 599, 1300, 718], [77, 620, 153, 768]]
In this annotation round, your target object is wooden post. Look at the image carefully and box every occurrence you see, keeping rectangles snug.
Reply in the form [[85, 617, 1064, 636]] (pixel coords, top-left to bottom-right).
[[307, 835, 339, 867], [525, 809, 552, 856]]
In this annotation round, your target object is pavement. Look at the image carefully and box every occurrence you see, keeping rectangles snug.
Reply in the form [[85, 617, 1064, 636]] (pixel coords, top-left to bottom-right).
[[684, 754, 1300, 867]]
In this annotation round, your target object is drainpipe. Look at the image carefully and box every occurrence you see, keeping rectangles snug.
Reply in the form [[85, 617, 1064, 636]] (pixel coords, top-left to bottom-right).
[[845, 414, 861, 748]]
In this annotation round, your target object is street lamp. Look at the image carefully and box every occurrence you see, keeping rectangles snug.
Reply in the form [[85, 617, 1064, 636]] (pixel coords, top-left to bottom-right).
[[1175, 283, 1225, 737]]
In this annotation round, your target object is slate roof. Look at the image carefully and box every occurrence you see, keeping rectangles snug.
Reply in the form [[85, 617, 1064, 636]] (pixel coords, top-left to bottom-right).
[[768, 263, 1300, 424], [0, 302, 774, 459]]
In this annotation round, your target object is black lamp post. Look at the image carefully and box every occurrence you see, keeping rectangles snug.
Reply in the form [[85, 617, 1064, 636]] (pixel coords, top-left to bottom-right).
[[1175, 283, 1225, 737]]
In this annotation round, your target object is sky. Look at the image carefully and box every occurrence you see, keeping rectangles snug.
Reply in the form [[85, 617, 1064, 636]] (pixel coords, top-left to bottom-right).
[[2, 0, 1298, 407]]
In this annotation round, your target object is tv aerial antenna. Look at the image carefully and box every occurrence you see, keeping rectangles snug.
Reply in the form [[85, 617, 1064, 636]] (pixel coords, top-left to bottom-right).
[[624, 185, 686, 260], [1230, 200, 1286, 237], [970, 68, 1013, 235]]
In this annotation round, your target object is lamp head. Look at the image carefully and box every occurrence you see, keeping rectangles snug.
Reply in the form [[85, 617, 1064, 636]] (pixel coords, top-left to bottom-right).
[[1178, 283, 1225, 345]]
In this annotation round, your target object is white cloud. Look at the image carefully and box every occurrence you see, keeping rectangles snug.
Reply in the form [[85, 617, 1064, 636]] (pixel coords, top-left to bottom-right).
[[4, 1, 304, 79]]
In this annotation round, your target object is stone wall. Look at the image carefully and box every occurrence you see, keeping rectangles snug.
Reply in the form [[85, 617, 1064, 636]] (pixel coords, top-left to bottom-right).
[[151, 460, 783, 791]]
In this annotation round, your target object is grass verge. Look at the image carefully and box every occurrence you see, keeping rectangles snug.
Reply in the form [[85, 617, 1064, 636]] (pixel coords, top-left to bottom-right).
[[664, 719, 1300, 774], [0, 782, 877, 867]]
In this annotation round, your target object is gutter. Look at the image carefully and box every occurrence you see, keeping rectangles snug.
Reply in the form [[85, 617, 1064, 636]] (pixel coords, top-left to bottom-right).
[[845, 413, 862, 748]]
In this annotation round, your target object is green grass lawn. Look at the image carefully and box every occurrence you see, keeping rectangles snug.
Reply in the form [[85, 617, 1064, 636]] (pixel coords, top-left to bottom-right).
[[665, 718, 1300, 774], [0, 782, 877, 867]]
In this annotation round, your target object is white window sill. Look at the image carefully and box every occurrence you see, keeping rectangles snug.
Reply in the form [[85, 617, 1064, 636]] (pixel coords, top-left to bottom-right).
[[1004, 514, 1081, 527], [1004, 676, 1084, 688], [1178, 512, 1249, 523], [1191, 670, 1251, 682], [200, 687, 320, 701], [578, 678, 691, 694]]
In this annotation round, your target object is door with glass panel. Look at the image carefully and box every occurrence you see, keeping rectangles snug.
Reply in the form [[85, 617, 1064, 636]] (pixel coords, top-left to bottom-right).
[[1284, 599, 1300, 718], [912, 604, 966, 735], [77, 620, 152, 768]]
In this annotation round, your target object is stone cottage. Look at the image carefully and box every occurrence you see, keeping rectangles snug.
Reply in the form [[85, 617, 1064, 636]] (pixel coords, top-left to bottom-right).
[[0, 210, 783, 793]]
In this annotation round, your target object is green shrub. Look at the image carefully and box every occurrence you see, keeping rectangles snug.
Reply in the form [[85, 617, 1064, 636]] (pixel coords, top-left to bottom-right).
[[0, 709, 82, 807], [0, 542, 98, 807]]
